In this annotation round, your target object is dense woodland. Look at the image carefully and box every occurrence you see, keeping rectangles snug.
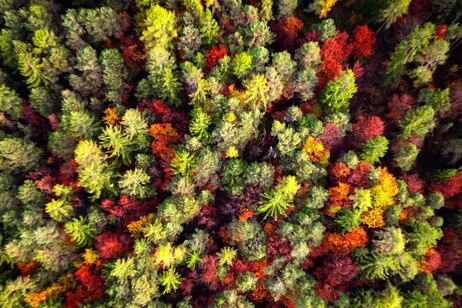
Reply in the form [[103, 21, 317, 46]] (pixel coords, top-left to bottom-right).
[[1, 0, 462, 307]]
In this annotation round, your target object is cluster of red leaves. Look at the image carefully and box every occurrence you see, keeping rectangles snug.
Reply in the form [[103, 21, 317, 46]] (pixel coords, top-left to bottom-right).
[[320, 32, 352, 82], [351, 25, 376, 58], [349, 115, 385, 147], [100, 195, 157, 226], [205, 45, 227, 73], [22, 104, 49, 141], [437, 228, 462, 273], [316, 123, 344, 152], [267, 234, 291, 257], [95, 231, 132, 259], [430, 173, 462, 199], [66, 264, 105, 308], [27, 167, 56, 194], [400, 173, 425, 194], [17, 261, 38, 277], [419, 248, 442, 273], [272, 16, 304, 51], [200, 255, 220, 290], [314, 252, 358, 302], [387, 93, 416, 120]]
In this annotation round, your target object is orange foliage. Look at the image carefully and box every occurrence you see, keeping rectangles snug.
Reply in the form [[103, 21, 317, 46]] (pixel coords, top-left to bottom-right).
[[321, 227, 368, 253], [251, 281, 271, 302], [102, 107, 121, 125], [329, 182, 351, 203], [420, 248, 442, 273], [239, 208, 254, 221], [127, 213, 154, 236], [303, 136, 330, 164], [24, 284, 63, 308], [329, 162, 351, 181], [360, 207, 385, 228], [83, 248, 101, 265]]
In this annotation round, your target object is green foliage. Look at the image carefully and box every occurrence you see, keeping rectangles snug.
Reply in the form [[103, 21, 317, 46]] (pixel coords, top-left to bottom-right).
[[218, 247, 237, 266], [119, 168, 152, 199], [0, 137, 42, 174], [398, 105, 435, 139], [159, 267, 183, 294], [74, 140, 114, 200], [65, 216, 95, 247], [394, 143, 419, 172], [404, 221, 443, 256], [232, 52, 253, 79], [360, 136, 389, 164], [379, 0, 411, 29], [111, 257, 136, 284], [45, 199, 73, 222], [386, 23, 435, 87], [100, 125, 133, 164], [15, 45, 48, 88], [257, 176, 300, 220], [321, 70, 357, 114], [141, 4, 177, 50], [186, 249, 202, 270], [0, 84, 22, 120], [100, 49, 127, 103], [236, 273, 258, 292], [199, 9, 220, 47], [189, 106, 211, 140], [294, 69, 318, 101], [333, 208, 362, 234], [372, 227, 405, 255], [171, 149, 195, 177], [418, 88, 451, 115]]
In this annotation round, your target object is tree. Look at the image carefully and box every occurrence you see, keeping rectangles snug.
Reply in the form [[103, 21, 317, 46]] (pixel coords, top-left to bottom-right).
[[159, 267, 183, 294], [308, 0, 338, 18], [242, 74, 270, 109], [398, 105, 435, 140], [65, 216, 95, 247], [141, 4, 177, 50], [394, 143, 419, 171], [232, 52, 253, 79], [360, 136, 389, 164], [199, 9, 220, 47], [189, 106, 211, 141], [118, 168, 152, 199], [100, 49, 127, 103], [321, 70, 357, 114], [379, 0, 411, 29], [0, 138, 42, 174], [257, 176, 300, 220], [0, 84, 22, 120], [45, 199, 73, 222], [385, 23, 435, 87]]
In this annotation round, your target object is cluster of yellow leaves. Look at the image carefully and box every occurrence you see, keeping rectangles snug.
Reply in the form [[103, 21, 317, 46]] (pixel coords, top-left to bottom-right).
[[303, 136, 330, 165], [319, 0, 338, 18], [361, 206, 385, 228], [127, 213, 154, 236], [83, 248, 101, 265], [371, 167, 399, 209]]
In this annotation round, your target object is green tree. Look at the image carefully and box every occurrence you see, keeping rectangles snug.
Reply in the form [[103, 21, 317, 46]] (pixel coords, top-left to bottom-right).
[[199, 9, 220, 47], [321, 69, 357, 114], [141, 4, 177, 50], [360, 136, 389, 164], [385, 23, 435, 87], [100, 49, 127, 103], [394, 143, 419, 171], [0, 84, 22, 120], [232, 52, 253, 79], [189, 106, 211, 141], [0, 138, 42, 174], [257, 176, 300, 220], [118, 168, 153, 199], [380, 0, 412, 29], [159, 267, 183, 294], [398, 105, 435, 139], [45, 199, 73, 222], [65, 216, 95, 247]]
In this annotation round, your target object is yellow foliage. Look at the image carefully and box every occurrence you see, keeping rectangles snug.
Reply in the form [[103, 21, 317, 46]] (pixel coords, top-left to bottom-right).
[[153, 243, 175, 268], [83, 248, 101, 265], [102, 107, 121, 125], [320, 0, 338, 18], [127, 213, 154, 236], [303, 136, 330, 165], [371, 167, 399, 209], [361, 207, 385, 228]]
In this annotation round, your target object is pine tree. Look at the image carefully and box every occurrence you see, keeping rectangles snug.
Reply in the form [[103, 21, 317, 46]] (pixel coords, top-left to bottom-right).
[[141, 4, 177, 50], [0, 138, 42, 174], [100, 49, 128, 103], [321, 69, 357, 114], [360, 136, 389, 164], [0, 84, 22, 120], [379, 0, 412, 29], [65, 216, 95, 247]]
